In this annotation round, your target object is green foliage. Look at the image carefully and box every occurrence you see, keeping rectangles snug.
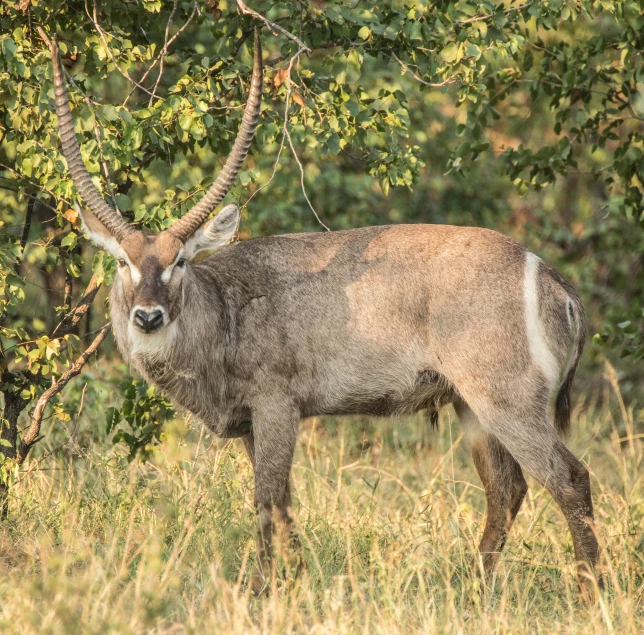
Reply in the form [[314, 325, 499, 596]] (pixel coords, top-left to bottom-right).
[[0, 0, 642, 466], [106, 378, 175, 461]]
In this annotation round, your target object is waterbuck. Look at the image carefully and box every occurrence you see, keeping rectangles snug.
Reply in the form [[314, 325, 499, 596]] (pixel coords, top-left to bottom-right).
[[45, 30, 599, 594]]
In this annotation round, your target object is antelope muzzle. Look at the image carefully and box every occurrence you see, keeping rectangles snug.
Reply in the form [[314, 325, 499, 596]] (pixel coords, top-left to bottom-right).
[[133, 307, 165, 333]]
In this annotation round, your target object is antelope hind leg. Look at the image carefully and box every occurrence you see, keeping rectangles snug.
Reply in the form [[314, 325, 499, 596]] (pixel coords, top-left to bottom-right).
[[456, 401, 528, 584], [468, 399, 600, 599]]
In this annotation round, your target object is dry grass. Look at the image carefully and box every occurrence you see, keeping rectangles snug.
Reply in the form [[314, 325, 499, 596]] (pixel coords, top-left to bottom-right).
[[0, 381, 642, 634]]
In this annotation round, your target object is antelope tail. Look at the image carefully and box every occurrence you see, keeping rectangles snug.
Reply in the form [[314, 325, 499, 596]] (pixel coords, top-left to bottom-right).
[[554, 293, 587, 435]]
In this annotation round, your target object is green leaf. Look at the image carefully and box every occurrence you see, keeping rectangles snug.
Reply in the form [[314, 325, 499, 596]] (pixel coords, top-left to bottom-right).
[[102, 104, 119, 121], [60, 232, 78, 250], [332, 51, 363, 85], [358, 26, 371, 40], [408, 20, 423, 42], [115, 194, 133, 211], [440, 43, 459, 63], [179, 114, 193, 131]]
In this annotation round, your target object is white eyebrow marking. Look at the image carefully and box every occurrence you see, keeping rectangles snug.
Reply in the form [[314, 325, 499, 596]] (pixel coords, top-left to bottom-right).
[[130, 265, 142, 285], [160, 248, 185, 283], [116, 248, 141, 284]]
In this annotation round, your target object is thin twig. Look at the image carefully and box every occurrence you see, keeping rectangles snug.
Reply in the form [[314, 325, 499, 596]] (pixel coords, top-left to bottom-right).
[[285, 126, 329, 231], [63, 67, 102, 107], [0, 186, 59, 221], [17, 323, 111, 464], [123, 0, 199, 107], [22, 193, 59, 216], [614, 85, 644, 122], [62, 264, 73, 314], [242, 47, 309, 212], [92, 124, 121, 212], [148, 0, 179, 106], [88, 0, 157, 99], [0, 163, 74, 209], [236, 0, 311, 52], [231, 27, 254, 58], [16, 197, 34, 274], [280, 46, 329, 230], [391, 51, 458, 88], [458, 1, 534, 25], [529, 41, 559, 59]]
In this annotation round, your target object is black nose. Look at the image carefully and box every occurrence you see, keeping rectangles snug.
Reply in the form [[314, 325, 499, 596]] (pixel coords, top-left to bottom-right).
[[133, 308, 165, 333]]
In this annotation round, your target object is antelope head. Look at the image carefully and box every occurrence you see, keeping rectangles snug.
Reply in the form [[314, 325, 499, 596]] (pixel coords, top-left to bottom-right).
[[47, 31, 263, 334]]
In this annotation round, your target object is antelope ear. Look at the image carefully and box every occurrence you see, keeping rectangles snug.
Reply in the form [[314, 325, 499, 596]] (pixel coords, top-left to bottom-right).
[[77, 207, 120, 257], [183, 203, 240, 260]]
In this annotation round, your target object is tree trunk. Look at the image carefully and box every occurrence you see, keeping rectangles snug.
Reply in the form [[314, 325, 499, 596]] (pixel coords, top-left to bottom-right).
[[0, 381, 24, 519]]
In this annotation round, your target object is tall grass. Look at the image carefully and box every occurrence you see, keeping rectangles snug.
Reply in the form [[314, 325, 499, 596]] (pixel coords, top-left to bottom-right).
[[0, 379, 642, 634]]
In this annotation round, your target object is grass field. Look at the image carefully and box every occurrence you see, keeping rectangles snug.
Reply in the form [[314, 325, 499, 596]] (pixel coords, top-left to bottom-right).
[[0, 375, 642, 634]]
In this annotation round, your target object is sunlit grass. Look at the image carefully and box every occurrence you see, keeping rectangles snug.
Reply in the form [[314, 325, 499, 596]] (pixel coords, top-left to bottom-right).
[[0, 378, 642, 634]]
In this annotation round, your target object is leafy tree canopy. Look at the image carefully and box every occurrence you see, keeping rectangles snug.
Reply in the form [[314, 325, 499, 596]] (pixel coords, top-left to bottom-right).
[[0, 0, 642, 476]]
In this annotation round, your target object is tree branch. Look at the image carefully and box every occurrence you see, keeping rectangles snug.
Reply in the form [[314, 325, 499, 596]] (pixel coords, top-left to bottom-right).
[[285, 124, 330, 231], [88, 0, 158, 99], [0, 197, 35, 327], [52, 274, 102, 338], [148, 0, 179, 106], [457, 1, 534, 26], [17, 323, 111, 464], [391, 52, 459, 88], [15, 196, 34, 274], [123, 0, 199, 107], [0, 163, 74, 210], [236, 0, 311, 53]]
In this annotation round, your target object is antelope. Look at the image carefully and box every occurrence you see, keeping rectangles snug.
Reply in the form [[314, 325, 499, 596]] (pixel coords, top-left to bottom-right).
[[45, 30, 599, 594]]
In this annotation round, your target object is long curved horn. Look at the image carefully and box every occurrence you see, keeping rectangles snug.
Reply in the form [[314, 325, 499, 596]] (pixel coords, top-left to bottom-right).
[[46, 32, 135, 241], [170, 29, 263, 242]]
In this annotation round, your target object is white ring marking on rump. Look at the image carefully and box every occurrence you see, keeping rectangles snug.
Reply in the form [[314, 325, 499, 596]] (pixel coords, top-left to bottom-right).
[[524, 252, 559, 388]]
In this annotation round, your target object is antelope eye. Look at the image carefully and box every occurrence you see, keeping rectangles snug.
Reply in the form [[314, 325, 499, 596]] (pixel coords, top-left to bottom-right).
[[117, 258, 127, 268], [176, 258, 186, 268]]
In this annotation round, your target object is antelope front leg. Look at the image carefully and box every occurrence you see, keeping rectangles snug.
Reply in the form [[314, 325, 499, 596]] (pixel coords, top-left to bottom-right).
[[245, 400, 300, 593]]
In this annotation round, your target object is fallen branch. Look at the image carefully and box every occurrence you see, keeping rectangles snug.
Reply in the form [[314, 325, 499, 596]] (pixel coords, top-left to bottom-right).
[[17, 322, 111, 464]]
